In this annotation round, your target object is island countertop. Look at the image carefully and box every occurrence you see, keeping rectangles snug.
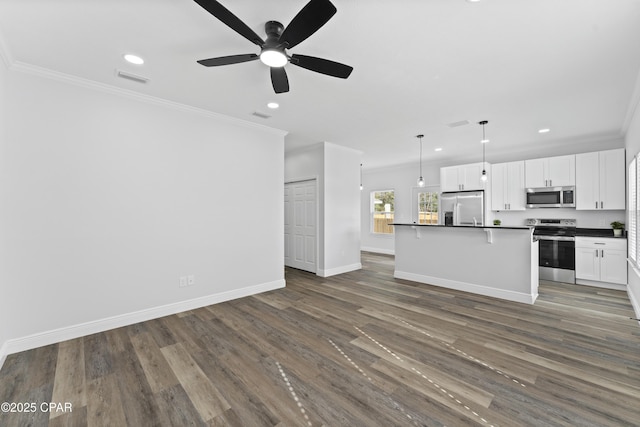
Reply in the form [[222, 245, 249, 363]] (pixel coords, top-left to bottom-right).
[[391, 223, 532, 230]]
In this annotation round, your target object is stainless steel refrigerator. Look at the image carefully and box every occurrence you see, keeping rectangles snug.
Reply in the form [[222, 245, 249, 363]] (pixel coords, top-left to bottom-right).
[[439, 191, 484, 226]]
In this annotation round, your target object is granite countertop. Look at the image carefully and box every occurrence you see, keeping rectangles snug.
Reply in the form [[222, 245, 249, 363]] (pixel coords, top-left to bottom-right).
[[391, 223, 532, 230], [575, 228, 625, 238]]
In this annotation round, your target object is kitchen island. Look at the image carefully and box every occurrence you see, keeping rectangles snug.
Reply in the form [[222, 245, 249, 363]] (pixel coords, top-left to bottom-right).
[[393, 224, 538, 304]]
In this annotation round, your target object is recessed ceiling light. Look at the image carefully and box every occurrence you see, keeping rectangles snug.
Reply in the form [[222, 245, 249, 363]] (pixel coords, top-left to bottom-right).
[[123, 54, 144, 65], [481, 139, 489, 144], [267, 102, 279, 109], [435, 147, 443, 152], [538, 128, 551, 133], [466, 0, 481, 2]]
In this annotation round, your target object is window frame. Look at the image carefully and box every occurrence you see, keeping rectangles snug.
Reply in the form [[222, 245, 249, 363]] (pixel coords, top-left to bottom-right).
[[416, 186, 439, 225], [370, 189, 395, 235]]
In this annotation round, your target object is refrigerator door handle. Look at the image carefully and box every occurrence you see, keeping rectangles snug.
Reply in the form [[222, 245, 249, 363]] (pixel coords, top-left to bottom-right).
[[454, 203, 459, 226]]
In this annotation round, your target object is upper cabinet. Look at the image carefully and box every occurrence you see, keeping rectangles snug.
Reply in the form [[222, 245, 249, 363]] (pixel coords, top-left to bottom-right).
[[441, 162, 486, 192], [525, 155, 575, 188], [491, 161, 526, 211], [576, 148, 625, 210]]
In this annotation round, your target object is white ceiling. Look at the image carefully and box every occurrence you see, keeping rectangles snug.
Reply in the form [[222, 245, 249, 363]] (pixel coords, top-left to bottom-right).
[[1, 0, 640, 169]]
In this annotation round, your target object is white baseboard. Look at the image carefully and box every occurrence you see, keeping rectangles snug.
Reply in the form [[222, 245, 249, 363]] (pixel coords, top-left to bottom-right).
[[0, 341, 8, 373], [394, 270, 537, 305], [0, 279, 285, 371], [361, 246, 395, 255], [575, 279, 627, 291], [628, 286, 640, 325], [318, 263, 362, 278]]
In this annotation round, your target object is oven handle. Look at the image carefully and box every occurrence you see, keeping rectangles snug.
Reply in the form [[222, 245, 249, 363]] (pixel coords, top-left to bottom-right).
[[534, 236, 576, 242]]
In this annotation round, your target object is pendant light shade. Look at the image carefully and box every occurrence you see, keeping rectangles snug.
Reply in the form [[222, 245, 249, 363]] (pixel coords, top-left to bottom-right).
[[416, 134, 425, 187], [479, 121, 488, 182]]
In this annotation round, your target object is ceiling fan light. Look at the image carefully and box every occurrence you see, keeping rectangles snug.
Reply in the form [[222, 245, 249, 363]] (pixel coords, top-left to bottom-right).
[[260, 49, 287, 67]]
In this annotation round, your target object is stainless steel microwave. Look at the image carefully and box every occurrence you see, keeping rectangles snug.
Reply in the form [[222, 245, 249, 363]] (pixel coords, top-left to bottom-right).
[[526, 186, 575, 208]]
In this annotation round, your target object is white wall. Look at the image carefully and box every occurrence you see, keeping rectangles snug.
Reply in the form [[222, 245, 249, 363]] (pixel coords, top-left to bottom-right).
[[323, 143, 362, 276], [625, 94, 640, 319], [360, 161, 439, 254], [0, 65, 285, 365], [0, 54, 9, 361], [285, 141, 362, 276]]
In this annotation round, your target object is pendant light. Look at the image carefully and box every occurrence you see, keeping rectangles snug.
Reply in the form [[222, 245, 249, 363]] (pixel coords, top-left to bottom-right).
[[479, 120, 488, 182], [416, 134, 425, 187], [360, 163, 363, 190]]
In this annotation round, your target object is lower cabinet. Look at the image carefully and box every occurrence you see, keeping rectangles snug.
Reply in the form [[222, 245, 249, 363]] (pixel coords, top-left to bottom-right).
[[575, 237, 627, 285]]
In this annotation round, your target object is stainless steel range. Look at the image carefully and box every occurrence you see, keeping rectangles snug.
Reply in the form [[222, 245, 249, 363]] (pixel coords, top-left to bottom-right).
[[527, 218, 576, 283]]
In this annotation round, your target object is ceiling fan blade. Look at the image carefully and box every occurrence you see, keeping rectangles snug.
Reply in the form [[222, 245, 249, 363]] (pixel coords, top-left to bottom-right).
[[271, 67, 290, 93], [290, 54, 353, 78], [193, 0, 264, 46], [279, 0, 336, 49], [197, 54, 259, 66]]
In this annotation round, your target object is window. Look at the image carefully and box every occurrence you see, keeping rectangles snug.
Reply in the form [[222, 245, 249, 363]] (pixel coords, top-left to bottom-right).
[[371, 190, 394, 234], [418, 189, 439, 224], [629, 157, 636, 263]]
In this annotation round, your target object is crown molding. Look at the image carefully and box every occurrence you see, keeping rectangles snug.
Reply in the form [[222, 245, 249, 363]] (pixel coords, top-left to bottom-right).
[[623, 66, 640, 135], [9, 61, 288, 137], [0, 25, 14, 68], [0, 33, 287, 137]]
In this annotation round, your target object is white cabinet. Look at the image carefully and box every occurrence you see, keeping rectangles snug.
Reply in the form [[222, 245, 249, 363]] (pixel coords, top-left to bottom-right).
[[525, 155, 575, 188], [491, 161, 525, 211], [441, 163, 486, 192], [575, 237, 627, 285], [576, 148, 625, 210]]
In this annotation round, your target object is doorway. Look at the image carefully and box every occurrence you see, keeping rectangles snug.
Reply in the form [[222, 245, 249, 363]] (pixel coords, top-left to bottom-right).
[[284, 179, 317, 273]]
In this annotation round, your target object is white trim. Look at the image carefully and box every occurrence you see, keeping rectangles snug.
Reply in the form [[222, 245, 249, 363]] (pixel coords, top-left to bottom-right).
[[623, 62, 640, 134], [0, 279, 285, 371], [0, 341, 8, 372], [361, 246, 395, 255], [628, 285, 640, 326], [317, 263, 362, 278], [574, 279, 627, 291], [7, 60, 287, 138], [394, 270, 538, 305], [627, 259, 640, 324], [0, 24, 14, 67]]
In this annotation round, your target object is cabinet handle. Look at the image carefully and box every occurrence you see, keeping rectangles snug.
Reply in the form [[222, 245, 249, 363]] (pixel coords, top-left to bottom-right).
[[595, 249, 599, 258], [596, 201, 598, 209], [600, 201, 603, 209], [549, 179, 552, 186], [601, 250, 604, 258]]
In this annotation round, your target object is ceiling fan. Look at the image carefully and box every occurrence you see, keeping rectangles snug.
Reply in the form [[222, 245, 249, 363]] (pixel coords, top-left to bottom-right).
[[193, 0, 353, 94]]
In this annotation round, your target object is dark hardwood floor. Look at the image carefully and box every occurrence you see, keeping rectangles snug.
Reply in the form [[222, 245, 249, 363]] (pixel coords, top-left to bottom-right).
[[1, 252, 639, 426]]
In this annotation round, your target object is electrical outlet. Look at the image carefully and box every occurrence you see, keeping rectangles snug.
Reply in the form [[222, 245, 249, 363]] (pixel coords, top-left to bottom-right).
[[188, 275, 195, 286], [179, 276, 187, 288]]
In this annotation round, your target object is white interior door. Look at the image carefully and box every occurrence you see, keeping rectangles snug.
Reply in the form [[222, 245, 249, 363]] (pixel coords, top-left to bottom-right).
[[284, 180, 317, 273]]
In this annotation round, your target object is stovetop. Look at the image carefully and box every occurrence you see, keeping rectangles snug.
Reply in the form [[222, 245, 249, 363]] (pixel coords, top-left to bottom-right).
[[527, 218, 577, 236]]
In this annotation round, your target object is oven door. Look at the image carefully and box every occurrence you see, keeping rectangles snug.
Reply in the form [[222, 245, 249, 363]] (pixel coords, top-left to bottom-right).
[[537, 236, 576, 283], [538, 237, 575, 270]]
